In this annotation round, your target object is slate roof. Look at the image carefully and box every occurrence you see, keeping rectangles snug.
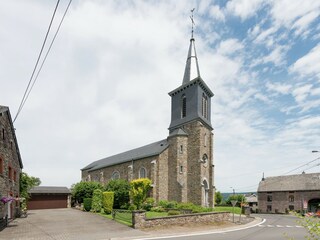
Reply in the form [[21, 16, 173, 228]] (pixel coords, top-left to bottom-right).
[[0, 105, 23, 168], [82, 139, 169, 172], [169, 128, 188, 137], [258, 173, 320, 192], [29, 186, 71, 194]]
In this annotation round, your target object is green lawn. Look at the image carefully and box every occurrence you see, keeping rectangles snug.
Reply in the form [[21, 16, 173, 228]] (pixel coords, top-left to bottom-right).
[[146, 211, 168, 218], [212, 206, 242, 214]]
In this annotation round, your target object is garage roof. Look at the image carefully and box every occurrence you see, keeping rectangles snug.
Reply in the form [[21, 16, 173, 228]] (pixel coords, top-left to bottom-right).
[[29, 186, 71, 194]]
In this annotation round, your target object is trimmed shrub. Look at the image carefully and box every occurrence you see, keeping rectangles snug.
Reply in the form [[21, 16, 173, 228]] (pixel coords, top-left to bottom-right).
[[142, 197, 155, 211], [168, 210, 180, 216], [130, 178, 152, 209], [83, 198, 92, 211], [91, 189, 103, 213], [103, 191, 114, 214]]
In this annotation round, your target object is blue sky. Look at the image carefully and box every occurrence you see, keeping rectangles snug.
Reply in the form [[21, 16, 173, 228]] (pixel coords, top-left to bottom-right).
[[0, 0, 319, 192]]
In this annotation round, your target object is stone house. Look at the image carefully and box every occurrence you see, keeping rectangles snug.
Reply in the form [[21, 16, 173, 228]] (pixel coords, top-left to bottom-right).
[[258, 173, 320, 213], [0, 106, 23, 224], [82, 36, 215, 207], [245, 193, 258, 213]]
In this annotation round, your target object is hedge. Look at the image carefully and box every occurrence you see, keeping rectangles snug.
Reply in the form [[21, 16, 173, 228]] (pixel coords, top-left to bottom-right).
[[103, 191, 114, 214], [83, 198, 92, 212], [91, 189, 103, 213]]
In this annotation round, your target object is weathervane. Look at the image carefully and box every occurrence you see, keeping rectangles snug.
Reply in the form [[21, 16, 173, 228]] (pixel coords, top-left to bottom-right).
[[190, 8, 195, 39]]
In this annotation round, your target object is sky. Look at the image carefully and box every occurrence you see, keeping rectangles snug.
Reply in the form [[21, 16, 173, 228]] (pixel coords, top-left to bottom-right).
[[1, 0, 320, 193]]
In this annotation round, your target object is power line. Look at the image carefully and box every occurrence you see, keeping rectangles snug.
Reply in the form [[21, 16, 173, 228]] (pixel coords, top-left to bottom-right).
[[13, 0, 61, 123], [283, 157, 320, 175], [19, 0, 73, 115]]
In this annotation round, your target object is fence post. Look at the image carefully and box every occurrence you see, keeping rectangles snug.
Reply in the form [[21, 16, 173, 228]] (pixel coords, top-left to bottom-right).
[[132, 210, 146, 229]]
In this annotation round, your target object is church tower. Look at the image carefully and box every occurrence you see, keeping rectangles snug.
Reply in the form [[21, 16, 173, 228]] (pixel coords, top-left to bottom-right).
[[167, 16, 215, 207]]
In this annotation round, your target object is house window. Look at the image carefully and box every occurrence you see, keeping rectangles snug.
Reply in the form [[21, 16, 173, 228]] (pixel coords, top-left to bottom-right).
[[139, 167, 147, 178], [2, 128, 5, 140], [267, 195, 272, 202], [111, 171, 120, 180], [289, 195, 294, 202], [0, 158, 3, 174], [181, 95, 186, 118], [267, 205, 272, 212], [13, 170, 17, 182], [202, 93, 208, 119]]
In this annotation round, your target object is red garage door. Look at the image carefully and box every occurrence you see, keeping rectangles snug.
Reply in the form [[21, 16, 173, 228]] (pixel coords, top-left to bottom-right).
[[27, 194, 68, 210]]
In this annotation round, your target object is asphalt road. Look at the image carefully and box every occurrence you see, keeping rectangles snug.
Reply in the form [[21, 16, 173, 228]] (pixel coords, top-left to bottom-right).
[[140, 214, 307, 240]]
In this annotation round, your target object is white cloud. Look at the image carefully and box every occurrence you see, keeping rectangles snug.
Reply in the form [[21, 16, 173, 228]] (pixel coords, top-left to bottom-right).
[[266, 82, 292, 95], [217, 38, 244, 56], [290, 44, 320, 78], [270, 0, 320, 28], [209, 5, 225, 22], [226, 0, 265, 20], [292, 10, 320, 36]]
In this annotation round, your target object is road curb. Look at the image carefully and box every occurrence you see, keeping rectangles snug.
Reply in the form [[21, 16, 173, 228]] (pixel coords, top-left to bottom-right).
[[111, 217, 265, 240]]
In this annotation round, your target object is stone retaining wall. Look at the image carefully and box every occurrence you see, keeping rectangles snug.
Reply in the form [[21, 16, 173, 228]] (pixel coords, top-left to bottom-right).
[[132, 210, 230, 229]]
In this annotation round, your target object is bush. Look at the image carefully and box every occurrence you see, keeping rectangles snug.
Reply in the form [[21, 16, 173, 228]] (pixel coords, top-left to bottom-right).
[[91, 189, 103, 213], [168, 210, 180, 216], [83, 198, 92, 211], [105, 179, 130, 209], [158, 200, 178, 209], [176, 202, 196, 210], [72, 181, 103, 204], [142, 197, 155, 211], [128, 204, 137, 211], [103, 192, 114, 214], [226, 194, 246, 207], [130, 178, 152, 209], [150, 206, 166, 212]]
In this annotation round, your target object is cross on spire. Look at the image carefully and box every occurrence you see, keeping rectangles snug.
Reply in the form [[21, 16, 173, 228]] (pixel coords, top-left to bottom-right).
[[190, 8, 195, 39]]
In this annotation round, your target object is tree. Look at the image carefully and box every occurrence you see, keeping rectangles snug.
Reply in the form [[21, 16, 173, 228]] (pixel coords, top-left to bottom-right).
[[215, 191, 223, 205], [71, 181, 103, 204], [130, 178, 152, 209], [105, 179, 130, 209], [20, 172, 41, 199], [226, 194, 246, 207]]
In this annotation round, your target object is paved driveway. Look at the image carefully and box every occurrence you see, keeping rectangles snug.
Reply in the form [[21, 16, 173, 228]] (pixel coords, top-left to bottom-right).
[[0, 208, 147, 240]]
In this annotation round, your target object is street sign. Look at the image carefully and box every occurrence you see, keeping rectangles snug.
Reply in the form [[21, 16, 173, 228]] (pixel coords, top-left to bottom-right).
[[231, 200, 238, 207]]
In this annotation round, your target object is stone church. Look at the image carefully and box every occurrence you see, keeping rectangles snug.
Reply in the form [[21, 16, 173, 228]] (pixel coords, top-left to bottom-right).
[[82, 35, 215, 207]]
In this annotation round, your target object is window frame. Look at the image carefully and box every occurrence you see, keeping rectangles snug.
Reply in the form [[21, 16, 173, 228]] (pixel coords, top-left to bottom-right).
[[111, 171, 120, 180], [139, 167, 147, 178]]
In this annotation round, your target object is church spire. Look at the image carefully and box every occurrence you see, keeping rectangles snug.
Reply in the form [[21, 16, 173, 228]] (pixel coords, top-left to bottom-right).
[[182, 9, 200, 85]]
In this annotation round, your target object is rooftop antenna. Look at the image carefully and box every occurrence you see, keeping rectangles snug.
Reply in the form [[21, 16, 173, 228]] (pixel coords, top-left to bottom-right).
[[190, 8, 195, 39]]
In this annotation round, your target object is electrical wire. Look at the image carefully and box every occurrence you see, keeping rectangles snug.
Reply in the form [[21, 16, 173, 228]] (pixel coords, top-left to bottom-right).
[[19, 0, 73, 115], [283, 157, 320, 175], [13, 0, 61, 123]]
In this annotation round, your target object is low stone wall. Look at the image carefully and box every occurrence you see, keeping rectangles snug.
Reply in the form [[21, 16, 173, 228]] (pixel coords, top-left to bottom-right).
[[132, 210, 230, 229]]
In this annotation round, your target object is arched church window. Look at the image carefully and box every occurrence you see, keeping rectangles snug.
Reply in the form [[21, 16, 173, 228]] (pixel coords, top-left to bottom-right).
[[111, 171, 120, 180], [139, 167, 147, 178], [181, 94, 186, 118]]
